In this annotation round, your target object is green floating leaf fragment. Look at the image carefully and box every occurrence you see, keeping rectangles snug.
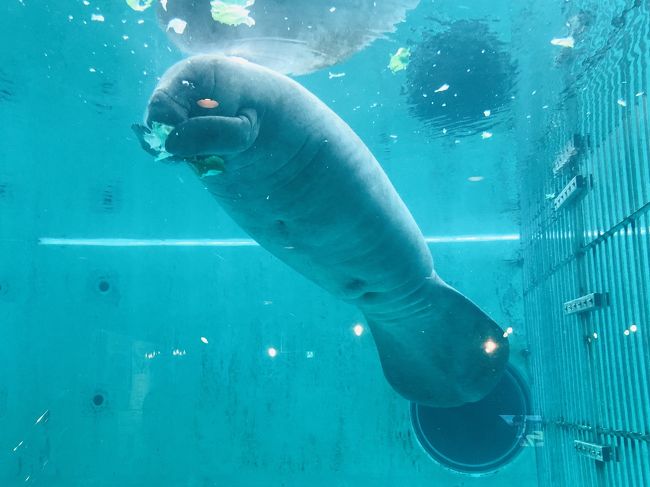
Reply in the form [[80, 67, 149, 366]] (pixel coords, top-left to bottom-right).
[[388, 47, 410, 73], [143, 122, 175, 161], [210, 0, 256, 27], [126, 0, 153, 12], [188, 155, 226, 178]]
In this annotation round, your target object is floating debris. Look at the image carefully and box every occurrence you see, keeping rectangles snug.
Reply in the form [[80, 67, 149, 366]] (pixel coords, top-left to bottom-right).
[[468, 176, 484, 182], [160, 0, 168, 11], [197, 98, 219, 108], [167, 18, 187, 34], [434, 83, 449, 93], [483, 109, 491, 117], [328, 71, 346, 79], [126, 0, 153, 12], [481, 131, 493, 139], [388, 47, 411, 73], [143, 122, 175, 160], [210, 0, 256, 27], [617, 99, 627, 107], [200, 336, 209, 344], [91, 13, 105, 22], [550, 36, 575, 48]]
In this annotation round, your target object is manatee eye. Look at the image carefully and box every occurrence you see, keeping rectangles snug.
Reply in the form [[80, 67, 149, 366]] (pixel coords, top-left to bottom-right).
[[196, 98, 219, 109]]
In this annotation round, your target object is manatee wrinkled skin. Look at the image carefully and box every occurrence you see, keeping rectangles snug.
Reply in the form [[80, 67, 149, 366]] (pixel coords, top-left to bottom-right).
[[156, 0, 420, 75], [142, 55, 509, 407]]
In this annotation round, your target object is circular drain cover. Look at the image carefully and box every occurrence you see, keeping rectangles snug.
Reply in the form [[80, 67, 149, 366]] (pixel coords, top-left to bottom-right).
[[411, 365, 530, 474]]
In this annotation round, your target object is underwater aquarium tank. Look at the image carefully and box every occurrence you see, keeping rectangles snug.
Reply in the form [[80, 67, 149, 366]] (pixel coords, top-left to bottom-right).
[[1, 0, 649, 485]]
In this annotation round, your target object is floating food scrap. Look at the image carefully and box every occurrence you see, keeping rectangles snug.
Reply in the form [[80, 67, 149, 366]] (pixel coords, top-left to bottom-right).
[[434, 83, 450, 93], [210, 0, 256, 27], [550, 36, 575, 48], [143, 122, 175, 160], [126, 0, 153, 12], [197, 98, 219, 108], [388, 47, 410, 73], [167, 18, 188, 34]]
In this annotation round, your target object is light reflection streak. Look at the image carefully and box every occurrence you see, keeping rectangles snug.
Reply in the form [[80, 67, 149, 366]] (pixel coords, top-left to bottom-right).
[[38, 234, 521, 247]]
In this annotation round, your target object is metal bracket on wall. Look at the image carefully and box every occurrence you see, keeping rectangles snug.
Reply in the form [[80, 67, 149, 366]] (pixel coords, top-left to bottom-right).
[[554, 175, 587, 211], [563, 292, 606, 315], [574, 440, 612, 462]]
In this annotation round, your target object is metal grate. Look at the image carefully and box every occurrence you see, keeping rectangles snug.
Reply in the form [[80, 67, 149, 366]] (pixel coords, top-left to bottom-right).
[[517, 1, 650, 485]]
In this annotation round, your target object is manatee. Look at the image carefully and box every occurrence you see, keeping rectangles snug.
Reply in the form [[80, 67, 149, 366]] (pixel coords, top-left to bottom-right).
[[156, 0, 420, 75], [136, 55, 509, 407]]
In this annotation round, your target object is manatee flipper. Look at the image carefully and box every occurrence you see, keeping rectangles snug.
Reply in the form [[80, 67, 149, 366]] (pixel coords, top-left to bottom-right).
[[165, 110, 259, 157]]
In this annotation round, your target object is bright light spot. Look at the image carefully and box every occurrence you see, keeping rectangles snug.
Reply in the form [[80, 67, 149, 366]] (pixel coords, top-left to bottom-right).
[[167, 18, 187, 34], [88, 67, 96, 73], [267, 347, 278, 358], [506, 327, 513, 334], [434, 83, 450, 93], [629, 324, 638, 333], [481, 131, 493, 139], [305, 351, 314, 359], [200, 336, 209, 344], [91, 13, 105, 22], [593, 332, 598, 339], [503, 332, 509, 338], [483, 339, 498, 354], [353, 324, 364, 336], [468, 176, 484, 182], [483, 109, 491, 117], [624, 329, 630, 336]]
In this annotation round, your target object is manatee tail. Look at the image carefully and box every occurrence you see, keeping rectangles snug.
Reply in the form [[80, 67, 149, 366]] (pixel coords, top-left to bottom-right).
[[363, 276, 509, 407]]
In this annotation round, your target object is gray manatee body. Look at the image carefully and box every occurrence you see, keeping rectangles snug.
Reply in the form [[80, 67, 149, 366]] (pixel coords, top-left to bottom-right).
[[144, 55, 509, 407], [157, 0, 419, 75]]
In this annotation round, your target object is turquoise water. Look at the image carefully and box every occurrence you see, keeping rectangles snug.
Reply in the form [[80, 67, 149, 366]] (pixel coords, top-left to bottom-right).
[[0, 1, 648, 485]]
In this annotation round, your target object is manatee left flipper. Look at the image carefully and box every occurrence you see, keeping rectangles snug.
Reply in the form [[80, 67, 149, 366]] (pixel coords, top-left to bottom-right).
[[131, 124, 161, 158], [165, 109, 259, 158]]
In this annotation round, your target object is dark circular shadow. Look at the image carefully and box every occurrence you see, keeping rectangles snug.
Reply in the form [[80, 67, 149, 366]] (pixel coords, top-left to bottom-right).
[[411, 364, 530, 474]]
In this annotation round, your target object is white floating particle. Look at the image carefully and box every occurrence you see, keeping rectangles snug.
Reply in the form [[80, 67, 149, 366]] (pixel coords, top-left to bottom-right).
[[481, 131, 493, 139], [305, 351, 314, 359], [267, 347, 278, 357], [389, 134, 398, 139], [468, 176, 484, 182], [200, 336, 209, 344], [328, 71, 346, 79], [353, 324, 364, 336], [91, 13, 104, 22], [550, 36, 575, 48], [83, 0, 90, 5], [329, 6, 336, 12], [35, 410, 49, 424], [617, 99, 627, 107], [442, 128, 447, 134], [167, 18, 187, 34], [506, 327, 513, 334], [68, 15, 74, 21], [636, 91, 645, 97], [630, 324, 638, 333], [89, 67, 96, 72], [122, 35, 129, 40], [624, 329, 630, 336], [160, 0, 168, 11], [138, 19, 145, 24], [483, 109, 491, 117], [434, 83, 449, 93]]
